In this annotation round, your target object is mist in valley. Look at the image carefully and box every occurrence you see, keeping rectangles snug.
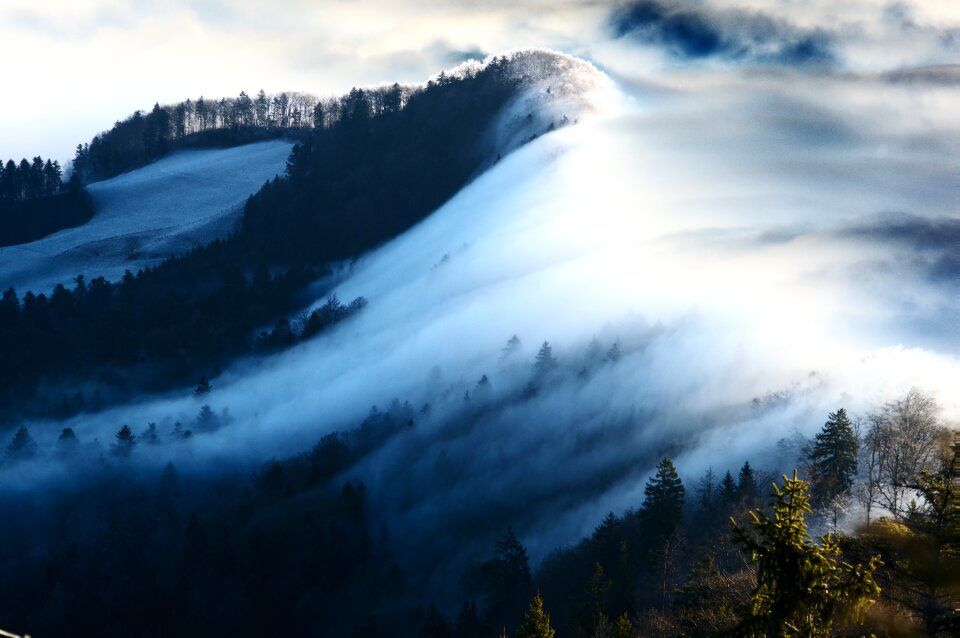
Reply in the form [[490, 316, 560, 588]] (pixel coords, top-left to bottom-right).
[[0, 1, 957, 628]]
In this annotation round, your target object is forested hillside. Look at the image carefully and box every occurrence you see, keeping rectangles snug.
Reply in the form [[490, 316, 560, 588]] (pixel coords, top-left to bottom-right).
[[0, 384, 955, 637], [0, 51, 587, 420], [70, 84, 410, 182], [0, 157, 93, 247]]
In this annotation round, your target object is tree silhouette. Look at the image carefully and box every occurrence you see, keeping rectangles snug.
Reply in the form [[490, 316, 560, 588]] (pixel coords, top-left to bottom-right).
[[5, 425, 36, 460], [112, 424, 136, 457], [533, 341, 557, 378], [737, 461, 758, 504], [481, 529, 532, 617], [640, 457, 686, 540]]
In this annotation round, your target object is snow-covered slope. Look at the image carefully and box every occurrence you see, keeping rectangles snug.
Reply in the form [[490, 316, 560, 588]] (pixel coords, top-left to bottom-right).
[[0, 139, 293, 294]]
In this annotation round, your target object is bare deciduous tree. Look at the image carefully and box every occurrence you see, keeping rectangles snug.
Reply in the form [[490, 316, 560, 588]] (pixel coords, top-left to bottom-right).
[[859, 388, 943, 521]]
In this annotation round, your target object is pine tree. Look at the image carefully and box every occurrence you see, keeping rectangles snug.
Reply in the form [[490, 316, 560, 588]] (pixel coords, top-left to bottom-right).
[[737, 461, 758, 504], [805, 408, 858, 509], [611, 612, 635, 638], [113, 424, 136, 457], [194, 376, 212, 395], [516, 593, 555, 638], [606, 341, 621, 363], [591, 512, 623, 569], [481, 529, 532, 615], [6, 425, 37, 460], [533, 341, 557, 377], [729, 471, 880, 637], [640, 457, 686, 539], [719, 470, 738, 507], [500, 334, 521, 360], [56, 427, 79, 457]]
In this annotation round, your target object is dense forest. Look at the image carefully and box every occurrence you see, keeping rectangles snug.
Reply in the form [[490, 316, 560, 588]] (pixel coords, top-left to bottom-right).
[[0, 52, 573, 421], [0, 377, 955, 638], [0, 156, 93, 247], [70, 84, 411, 183]]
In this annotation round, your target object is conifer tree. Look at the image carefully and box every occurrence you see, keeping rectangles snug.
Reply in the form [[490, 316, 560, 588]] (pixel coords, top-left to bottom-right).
[[729, 471, 880, 637], [194, 376, 212, 395], [719, 470, 738, 507], [737, 461, 758, 504], [640, 457, 686, 538], [516, 593, 555, 638], [113, 424, 136, 456], [56, 427, 79, 457], [611, 612, 635, 638], [481, 528, 532, 616], [6, 425, 36, 460], [533, 341, 557, 377], [805, 408, 859, 509]]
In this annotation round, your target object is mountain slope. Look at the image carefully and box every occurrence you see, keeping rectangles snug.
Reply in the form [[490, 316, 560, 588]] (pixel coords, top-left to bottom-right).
[[10, 57, 955, 570], [0, 50, 957, 637], [0, 139, 293, 294]]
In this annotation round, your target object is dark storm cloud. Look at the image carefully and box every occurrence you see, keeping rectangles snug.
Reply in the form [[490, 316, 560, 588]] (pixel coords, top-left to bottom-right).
[[838, 214, 960, 286], [611, 0, 834, 66]]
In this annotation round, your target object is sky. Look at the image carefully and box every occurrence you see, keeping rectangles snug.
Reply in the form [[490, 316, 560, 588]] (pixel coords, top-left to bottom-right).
[[2, 0, 959, 163]]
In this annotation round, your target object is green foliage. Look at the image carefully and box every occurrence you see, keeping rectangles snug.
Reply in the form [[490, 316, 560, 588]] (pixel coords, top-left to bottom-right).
[[728, 472, 880, 637], [611, 612, 635, 638], [516, 593, 555, 638], [805, 408, 859, 509]]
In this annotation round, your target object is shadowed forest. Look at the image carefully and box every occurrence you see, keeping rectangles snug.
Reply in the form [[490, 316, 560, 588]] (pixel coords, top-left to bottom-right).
[[0, 339, 956, 637]]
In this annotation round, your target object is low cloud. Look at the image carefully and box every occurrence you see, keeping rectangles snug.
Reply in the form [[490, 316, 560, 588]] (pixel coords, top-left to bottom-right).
[[611, 0, 835, 66], [2, 59, 957, 595]]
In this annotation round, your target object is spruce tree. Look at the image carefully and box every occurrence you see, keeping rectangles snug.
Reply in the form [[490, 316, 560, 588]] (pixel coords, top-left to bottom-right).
[[729, 471, 880, 637], [6, 425, 36, 460], [719, 470, 738, 507], [194, 376, 212, 395], [805, 408, 859, 509], [611, 612, 635, 638], [113, 424, 136, 457], [641, 457, 685, 536], [482, 529, 532, 615], [533, 341, 557, 377], [737, 461, 758, 504], [56, 427, 79, 457], [516, 593, 555, 638]]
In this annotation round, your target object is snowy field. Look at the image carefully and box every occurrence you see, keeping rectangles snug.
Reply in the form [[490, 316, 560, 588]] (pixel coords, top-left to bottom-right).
[[0, 139, 293, 294]]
